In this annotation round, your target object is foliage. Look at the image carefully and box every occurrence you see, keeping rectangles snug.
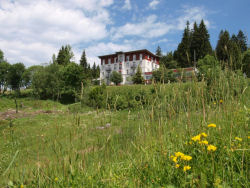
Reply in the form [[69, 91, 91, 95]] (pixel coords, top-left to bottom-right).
[[216, 30, 231, 63], [7, 63, 25, 92], [242, 49, 250, 77], [160, 52, 177, 69], [0, 49, 4, 62], [32, 63, 62, 100], [175, 21, 191, 67], [110, 71, 123, 85], [0, 71, 249, 187], [80, 50, 88, 71], [132, 66, 144, 84], [152, 67, 176, 83], [56, 45, 74, 66], [155, 45, 163, 57], [190, 20, 212, 62], [0, 61, 10, 93]]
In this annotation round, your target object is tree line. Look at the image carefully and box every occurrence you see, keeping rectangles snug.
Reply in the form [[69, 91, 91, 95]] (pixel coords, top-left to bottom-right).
[[0, 46, 100, 103], [153, 20, 250, 82]]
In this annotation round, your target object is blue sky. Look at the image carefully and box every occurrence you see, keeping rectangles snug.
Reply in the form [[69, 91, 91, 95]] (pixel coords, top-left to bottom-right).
[[0, 0, 249, 67]]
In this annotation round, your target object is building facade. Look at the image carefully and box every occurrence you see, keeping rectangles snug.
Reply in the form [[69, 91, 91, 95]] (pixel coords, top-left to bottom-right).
[[99, 49, 160, 85]]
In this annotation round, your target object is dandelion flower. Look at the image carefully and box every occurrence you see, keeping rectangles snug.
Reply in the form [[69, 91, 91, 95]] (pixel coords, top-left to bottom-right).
[[175, 164, 180, 168], [175, 152, 185, 157], [219, 99, 223, 104], [191, 135, 201, 141], [199, 140, 208, 145], [213, 102, 216, 105], [183, 165, 191, 172], [55, 177, 59, 182], [201, 132, 207, 137], [207, 145, 217, 151], [235, 137, 242, 142], [248, 136, 250, 139], [172, 156, 178, 163], [20, 185, 24, 188], [208, 123, 216, 128], [181, 155, 192, 161]]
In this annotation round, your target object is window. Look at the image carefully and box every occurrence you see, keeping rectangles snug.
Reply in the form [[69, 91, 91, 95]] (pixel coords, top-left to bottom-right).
[[140, 54, 142, 60], [114, 57, 117, 63], [108, 58, 111, 64], [133, 54, 136, 61], [126, 55, 130, 61], [102, 59, 105, 64]]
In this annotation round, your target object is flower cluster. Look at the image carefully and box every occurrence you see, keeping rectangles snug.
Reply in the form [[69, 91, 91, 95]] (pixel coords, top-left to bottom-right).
[[170, 152, 192, 172], [191, 130, 217, 152]]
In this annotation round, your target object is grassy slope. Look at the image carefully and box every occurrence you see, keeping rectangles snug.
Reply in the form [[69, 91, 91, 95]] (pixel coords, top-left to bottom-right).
[[0, 85, 249, 187]]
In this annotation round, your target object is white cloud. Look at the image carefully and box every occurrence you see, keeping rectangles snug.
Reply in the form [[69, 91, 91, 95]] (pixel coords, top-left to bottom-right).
[[111, 6, 209, 40], [122, 0, 132, 10], [149, 0, 160, 9], [0, 0, 113, 66], [176, 6, 210, 30]]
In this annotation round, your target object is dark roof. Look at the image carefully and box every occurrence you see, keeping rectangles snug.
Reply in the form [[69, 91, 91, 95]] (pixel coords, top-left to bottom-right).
[[98, 49, 159, 58]]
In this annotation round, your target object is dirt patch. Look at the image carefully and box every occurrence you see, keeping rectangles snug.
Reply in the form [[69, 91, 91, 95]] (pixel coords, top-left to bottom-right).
[[0, 109, 63, 120]]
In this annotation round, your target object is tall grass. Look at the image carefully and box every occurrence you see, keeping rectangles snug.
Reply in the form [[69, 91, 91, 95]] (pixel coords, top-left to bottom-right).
[[0, 69, 249, 187]]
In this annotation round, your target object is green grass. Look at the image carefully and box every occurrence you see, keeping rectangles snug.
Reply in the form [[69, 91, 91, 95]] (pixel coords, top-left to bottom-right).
[[0, 79, 249, 187]]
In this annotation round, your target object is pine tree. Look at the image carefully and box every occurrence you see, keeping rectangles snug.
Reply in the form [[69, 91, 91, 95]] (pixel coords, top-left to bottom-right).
[[0, 49, 4, 63], [80, 50, 88, 71], [132, 66, 144, 84], [237, 30, 247, 52], [92, 62, 97, 78], [216, 30, 231, 62], [176, 21, 191, 67], [56, 45, 74, 66], [198, 20, 212, 58], [190, 20, 212, 63], [190, 22, 199, 63], [156, 45, 163, 57]]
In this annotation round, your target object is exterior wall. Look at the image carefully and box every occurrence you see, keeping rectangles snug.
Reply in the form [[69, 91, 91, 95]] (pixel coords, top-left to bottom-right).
[[99, 50, 160, 85]]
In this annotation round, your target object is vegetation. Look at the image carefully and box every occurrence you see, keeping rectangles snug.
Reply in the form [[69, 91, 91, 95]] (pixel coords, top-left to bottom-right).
[[0, 68, 249, 187], [132, 67, 144, 84], [0, 19, 249, 187], [110, 71, 123, 85]]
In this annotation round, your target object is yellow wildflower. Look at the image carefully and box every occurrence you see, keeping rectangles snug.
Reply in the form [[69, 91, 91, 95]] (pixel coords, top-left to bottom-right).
[[207, 145, 217, 151], [235, 137, 242, 142], [172, 156, 178, 163], [55, 177, 58, 182], [199, 140, 208, 145], [201, 132, 207, 137], [175, 164, 180, 168], [248, 136, 250, 139], [20, 185, 24, 188], [208, 123, 216, 128], [170, 155, 174, 159], [219, 99, 223, 104], [181, 155, 192, 161], [213, 102, 216, 105], [175, 152, 185, 157], [191, 134, 201, 142], [183, 165, 191, 172]]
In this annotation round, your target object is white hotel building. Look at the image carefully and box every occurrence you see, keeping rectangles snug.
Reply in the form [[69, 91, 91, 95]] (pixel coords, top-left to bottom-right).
[[99, 49, 160, 85]]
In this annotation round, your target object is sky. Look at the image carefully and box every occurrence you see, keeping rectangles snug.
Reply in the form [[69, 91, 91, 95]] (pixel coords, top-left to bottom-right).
[[0, 0, 249, 67]]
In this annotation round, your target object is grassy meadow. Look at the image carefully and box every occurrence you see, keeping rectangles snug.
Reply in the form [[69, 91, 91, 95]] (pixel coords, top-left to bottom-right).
[[0, 73, 249, 187]]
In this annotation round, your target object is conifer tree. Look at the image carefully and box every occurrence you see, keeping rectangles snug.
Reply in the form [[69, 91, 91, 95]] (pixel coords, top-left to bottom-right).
[[0, 49, 4, 63], [132, 66, 144, 84], [156, 45, 163, 57], [216, 30, 231, 62], [190, 20, 212, 63], [80, 50, 88, 71], [56, 45, 74, 66], [237, 30, 247, 52], [176, 21, 191, 67]]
